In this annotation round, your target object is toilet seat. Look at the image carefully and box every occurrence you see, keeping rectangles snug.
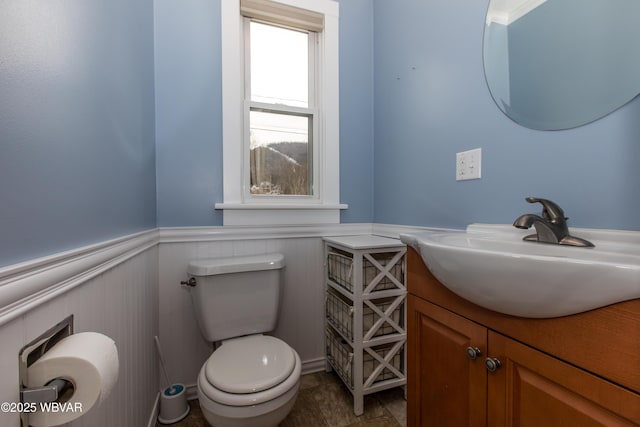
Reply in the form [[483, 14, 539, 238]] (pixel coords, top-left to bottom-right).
[[206, 335, 295, 393], [199, 335, 301, 407]]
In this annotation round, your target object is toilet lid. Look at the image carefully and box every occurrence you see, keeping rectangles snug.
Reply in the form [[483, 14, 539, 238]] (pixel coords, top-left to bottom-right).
[[205, 335, 295, 394]]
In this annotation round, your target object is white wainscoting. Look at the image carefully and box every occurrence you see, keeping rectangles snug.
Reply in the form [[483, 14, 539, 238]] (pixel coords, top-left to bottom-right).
[[0, 233, 159, 427], [0, 222, 436, 426], [157, 223, 374, 395]]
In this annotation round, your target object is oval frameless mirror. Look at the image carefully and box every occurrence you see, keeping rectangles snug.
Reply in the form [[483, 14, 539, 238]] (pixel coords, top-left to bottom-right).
[[483, 0, 640, 130]]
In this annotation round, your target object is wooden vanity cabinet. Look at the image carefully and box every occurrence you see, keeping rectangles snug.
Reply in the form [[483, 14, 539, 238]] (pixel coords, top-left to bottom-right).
[[407, 247, 640, 427], [487, 331, 639, 427], [407, 296, 486, 426]]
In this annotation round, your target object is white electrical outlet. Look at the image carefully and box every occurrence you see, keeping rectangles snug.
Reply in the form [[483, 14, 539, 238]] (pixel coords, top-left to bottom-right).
[[456, 148, 482, 181]]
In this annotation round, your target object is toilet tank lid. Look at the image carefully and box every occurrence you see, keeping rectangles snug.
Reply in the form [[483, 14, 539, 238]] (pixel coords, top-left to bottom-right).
[[187, 253, 285, 276]]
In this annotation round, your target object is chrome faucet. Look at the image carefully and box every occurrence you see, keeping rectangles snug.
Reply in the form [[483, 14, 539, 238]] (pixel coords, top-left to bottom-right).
[[513, 197, 594, 247]]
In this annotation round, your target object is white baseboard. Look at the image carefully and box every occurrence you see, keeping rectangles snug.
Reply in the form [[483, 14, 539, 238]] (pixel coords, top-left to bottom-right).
[[301, 356, 327, 375], [147, 392, 161, 427]]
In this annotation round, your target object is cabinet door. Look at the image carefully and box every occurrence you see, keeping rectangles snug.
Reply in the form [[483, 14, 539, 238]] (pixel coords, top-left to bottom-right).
[[408, 296, 487, 427], [487, 331, 640, 426]]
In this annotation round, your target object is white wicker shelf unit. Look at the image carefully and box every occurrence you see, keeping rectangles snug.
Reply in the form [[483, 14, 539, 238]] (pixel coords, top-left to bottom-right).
[[323, 235, 407, 416]]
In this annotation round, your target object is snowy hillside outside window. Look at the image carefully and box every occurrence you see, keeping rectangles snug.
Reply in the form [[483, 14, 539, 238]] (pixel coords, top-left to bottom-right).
[[247, 21, 315, 196]]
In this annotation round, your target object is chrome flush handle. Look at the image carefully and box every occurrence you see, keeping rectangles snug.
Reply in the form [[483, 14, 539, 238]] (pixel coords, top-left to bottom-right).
[[180, 277, 196, 287]]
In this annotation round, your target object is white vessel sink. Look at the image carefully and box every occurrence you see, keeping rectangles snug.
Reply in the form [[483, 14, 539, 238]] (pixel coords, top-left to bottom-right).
[[400, 224, 640, 318]]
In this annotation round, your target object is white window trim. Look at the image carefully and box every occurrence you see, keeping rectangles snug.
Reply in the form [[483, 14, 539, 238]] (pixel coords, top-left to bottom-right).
[[216, 0, 346, 226]]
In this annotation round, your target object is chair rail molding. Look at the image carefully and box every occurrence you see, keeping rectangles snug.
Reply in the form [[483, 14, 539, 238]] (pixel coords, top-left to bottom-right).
[[0, 230, 158, 327], [0, 222, 440, 327], [158, 223, 373, 243]]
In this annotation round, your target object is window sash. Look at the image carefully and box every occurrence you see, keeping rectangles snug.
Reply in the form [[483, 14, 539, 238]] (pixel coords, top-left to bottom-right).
[[243, 18, 318, 201], [244, 102, 318, 200], [248, 107, 314, 196], [247, 20, 312, 108]]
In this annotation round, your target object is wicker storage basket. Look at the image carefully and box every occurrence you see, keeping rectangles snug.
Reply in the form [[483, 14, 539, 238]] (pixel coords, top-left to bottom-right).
[[326, 327, 403, 390], [326, 289, 402, 341], [327, 248, 404, 293]]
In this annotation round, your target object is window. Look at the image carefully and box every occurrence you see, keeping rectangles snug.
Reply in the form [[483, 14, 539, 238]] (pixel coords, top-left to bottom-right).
[[217, 0, 345, 226], [247, 21, 314, 196]]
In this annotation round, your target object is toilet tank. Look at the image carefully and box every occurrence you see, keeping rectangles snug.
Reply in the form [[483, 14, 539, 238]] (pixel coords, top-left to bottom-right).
[[186, 253, 285, 342]]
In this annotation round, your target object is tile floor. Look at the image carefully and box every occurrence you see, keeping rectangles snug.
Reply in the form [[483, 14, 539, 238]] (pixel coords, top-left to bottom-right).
[[157, 371, 406, 427]]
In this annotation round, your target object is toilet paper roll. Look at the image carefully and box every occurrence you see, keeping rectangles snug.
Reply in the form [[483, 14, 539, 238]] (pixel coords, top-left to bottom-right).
[[26, 332, 119, 427]]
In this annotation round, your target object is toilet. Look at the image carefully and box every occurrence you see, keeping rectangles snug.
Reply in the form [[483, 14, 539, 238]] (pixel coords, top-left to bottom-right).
[[186, 253, 301, 427]]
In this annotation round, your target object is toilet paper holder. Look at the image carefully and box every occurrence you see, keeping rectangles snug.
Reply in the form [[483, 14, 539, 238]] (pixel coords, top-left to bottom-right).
[[21, 378, 71, 405], [18, 315, 74, 426]]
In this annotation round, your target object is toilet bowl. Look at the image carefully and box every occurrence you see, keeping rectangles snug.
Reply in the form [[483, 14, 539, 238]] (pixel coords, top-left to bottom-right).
[[197, 335, 301, 427]]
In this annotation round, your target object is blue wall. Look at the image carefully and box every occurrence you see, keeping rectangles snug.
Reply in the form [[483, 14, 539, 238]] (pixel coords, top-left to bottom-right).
[[373, 0, 640, 230], [154, 0, 224, 227], [3, 0, 640, 268], [154, 0, 375, 226], [339, 0, 375, 223], [153, 0, 640, 230], [0, 0, 157, 267]]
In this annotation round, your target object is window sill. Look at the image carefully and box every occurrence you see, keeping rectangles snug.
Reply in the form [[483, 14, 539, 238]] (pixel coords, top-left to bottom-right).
[[214, 203, 348, 226]]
